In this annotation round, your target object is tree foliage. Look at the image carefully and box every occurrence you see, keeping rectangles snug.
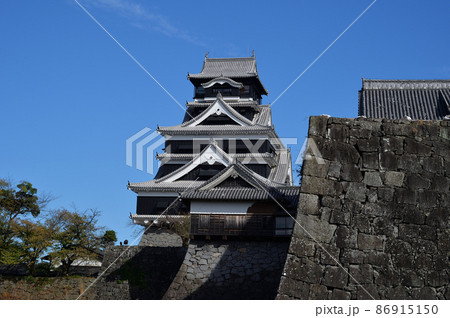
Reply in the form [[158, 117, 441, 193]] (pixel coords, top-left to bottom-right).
[[46, 209, 105, 275], [0, 178, 117, 276], [0, 180, 41, 264], [101, 230, 117, 249], [13, 219, 53, 274]]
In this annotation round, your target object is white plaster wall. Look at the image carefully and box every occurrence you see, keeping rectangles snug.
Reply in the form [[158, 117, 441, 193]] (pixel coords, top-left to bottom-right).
[[190, 201, 253, 214]]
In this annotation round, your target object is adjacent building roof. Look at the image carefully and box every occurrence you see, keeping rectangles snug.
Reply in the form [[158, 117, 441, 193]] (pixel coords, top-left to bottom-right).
[[359, 79, 450, 120]]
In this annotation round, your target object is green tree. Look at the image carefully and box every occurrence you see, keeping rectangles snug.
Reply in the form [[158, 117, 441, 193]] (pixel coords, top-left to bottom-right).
[[101, 230, 117, 250], [0, 180, 41, 264], [13, 219, 53, 275], [46, 209, 104, 275]]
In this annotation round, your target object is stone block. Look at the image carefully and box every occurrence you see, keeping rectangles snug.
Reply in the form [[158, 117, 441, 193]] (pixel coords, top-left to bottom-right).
[[308, 284, 328, 300], [328, 162, 341, 178], [422, 156, 443, 174], [321, 196, 341, 209], [364, 172, 383, 187], [362, 202, 384, 216], [320, 140, 360, 164], [295, 259, 324, 284], [430, 175, 449, 192], [341, 164, 363, 182], [322, 266, 348, 289], [395, 189, 417, 204], [301, 176, 343, 196], [367, 252, 389, 267], [417, 190, 439, 208], [349, 264, 374, 284], [401, 271, 424, 288], [393, 206, 425, 224], [380, 151, 398, 170], [356, 284, 379, 300], [278, 276, 310, 299], [378, 187, 394, 201], [298, 193, 320, 214], [398, 155, 422, 173], [345, 182, 367, 202], [362, 152, 379, 169], [353, 214, 370, 233], [411, 287, 437, 300], [357, 136, 379, 152], [309, 116, 328, 137], [383, 171, 404, 187], [295, 214, 337, 243], [381, 136, 404, 154], [357, 233, 384, 251], [405, 138, 431, 155], [373, 217, 395, 236], [303, 159, 330, 178], [336, 225, 358, 249], [399, 224, 437, 242], [405, 174, 430, 190], [367, 189, 378, 202], [426, 207, 448, 228], [330, 289, 351, 300], [318, 244, 340, 265], [330, 210, 351, 225], [290, 237, 315, 257], [385, 286, 409, 300], [329, 125, 349, 142], [340, 248, 365, 264]]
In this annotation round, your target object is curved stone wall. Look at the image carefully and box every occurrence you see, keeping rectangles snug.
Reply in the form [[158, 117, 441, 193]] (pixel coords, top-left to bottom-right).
[[278, 116, 449, 300], [164, 240, 289, 299]]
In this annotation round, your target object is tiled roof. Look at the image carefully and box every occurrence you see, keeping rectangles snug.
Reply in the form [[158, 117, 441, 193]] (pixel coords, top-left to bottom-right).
[[157, 152, 275, 161], [187, 101, 262, 108], [359, 79, 450, 120], [188, 56, 268, 95], [128, 180, 204, 192], [155, 143, 232, 183], [253, 105, 272, 126], [188, 57, 258, 79], [181, 95, 254, 127], [158, 124, 275, 136], [269, 149, 292, 184], [201, 76, 243, 88], [181, 186, 300, 203]]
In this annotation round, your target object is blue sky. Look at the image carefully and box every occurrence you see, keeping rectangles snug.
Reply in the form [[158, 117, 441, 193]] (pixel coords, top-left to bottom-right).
[[1, 0, 449, 243]]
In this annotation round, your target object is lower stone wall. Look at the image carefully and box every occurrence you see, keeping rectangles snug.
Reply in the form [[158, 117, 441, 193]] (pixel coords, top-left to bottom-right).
[[164, 240, 290, 299], [277, 116, 449, 300], [0, 277, 96, 300], [86, 245, 187, 300], [138, 227, 183, 247]]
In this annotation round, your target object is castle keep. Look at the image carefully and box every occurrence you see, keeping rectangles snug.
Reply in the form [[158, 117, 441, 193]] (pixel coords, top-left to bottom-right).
[[128, 55, 300, 238]]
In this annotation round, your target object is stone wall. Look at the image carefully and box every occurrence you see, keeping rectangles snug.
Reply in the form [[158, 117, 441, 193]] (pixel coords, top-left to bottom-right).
[[138, 227, 183, 247], [84, 245, 187, 299], [164, 240, 289, 299], [278, 116, 449, 300], [0, 277, 96, 300]]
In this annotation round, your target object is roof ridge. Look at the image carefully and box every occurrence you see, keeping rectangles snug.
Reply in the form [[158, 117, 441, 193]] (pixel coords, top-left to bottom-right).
[[205, 57, 255, 61], [181, 95, 254, 127], [155, 143, 232, 183], [362, 79, 450, 90]]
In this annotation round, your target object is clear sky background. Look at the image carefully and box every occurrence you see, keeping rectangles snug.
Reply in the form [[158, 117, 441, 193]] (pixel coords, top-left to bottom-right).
[[1, 0, 449, 243]]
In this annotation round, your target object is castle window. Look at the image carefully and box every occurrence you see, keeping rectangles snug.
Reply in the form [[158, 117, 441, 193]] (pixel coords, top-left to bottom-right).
[[212, 88, 233, 96]]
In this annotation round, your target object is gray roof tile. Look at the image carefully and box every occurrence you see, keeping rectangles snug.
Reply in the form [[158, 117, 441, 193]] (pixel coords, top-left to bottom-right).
[[359, 79, 450, 120], [189, 57, 258, 79]]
